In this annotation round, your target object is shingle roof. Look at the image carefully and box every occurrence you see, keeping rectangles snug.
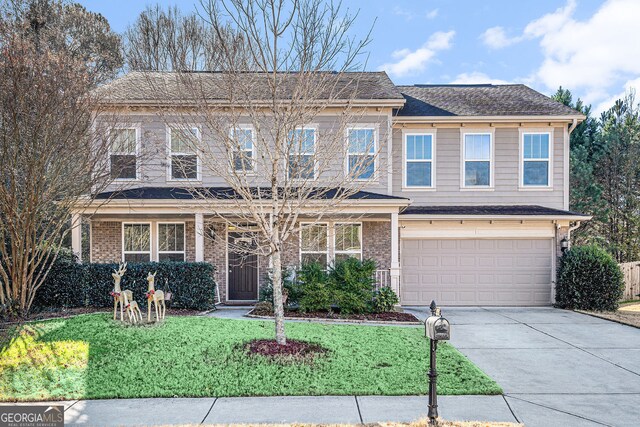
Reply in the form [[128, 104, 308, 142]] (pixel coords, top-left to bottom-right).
[[396, 84, 582, 117], [94, 186, 410, 201], [95, 71, 405, 104], [401, 205, 589, 217]]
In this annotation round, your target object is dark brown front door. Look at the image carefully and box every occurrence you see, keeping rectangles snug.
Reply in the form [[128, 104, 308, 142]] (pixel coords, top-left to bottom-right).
[[228, 232, 258, 300]]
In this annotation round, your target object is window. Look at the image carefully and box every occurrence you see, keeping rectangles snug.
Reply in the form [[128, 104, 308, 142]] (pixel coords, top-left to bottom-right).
[[463, 133, 492, 187], [231, 127, 255, 172], [123, 223, 151, 262], [157, 223, 185, 262], [169, 127, 199, 180], [288, 128, 316, 180], [522, 133, 551, 187], [347, 128, 375, 180], [300, 223, 328, 266], [110, 128, 137, 180], [405, 134, 434, 187], [334, 223, 362, 262]]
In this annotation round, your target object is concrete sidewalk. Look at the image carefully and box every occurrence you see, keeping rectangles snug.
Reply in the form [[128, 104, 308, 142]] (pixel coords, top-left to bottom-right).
[[2, 395, 517, 426]]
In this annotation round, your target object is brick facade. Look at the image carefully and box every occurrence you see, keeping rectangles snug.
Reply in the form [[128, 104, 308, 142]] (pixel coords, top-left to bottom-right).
[[362, 221, 392, 270], [91, 221, 121, 263], [89, 218, 393, 303]]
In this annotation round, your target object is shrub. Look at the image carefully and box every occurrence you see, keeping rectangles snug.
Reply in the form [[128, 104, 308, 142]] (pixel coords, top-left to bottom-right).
[[32, 248, 85, 308], [252, 301, 274, 316], [329, 258, 377, 314], [259, 268, 299, 307], [555, 245, 624, 311], [296, 262, 333, 313], [371, 286, 399, 313], [34, 261, 217, 311]]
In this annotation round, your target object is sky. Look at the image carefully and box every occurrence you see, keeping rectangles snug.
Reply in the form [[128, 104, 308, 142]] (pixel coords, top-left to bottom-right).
[[77, 0, 639, 113]]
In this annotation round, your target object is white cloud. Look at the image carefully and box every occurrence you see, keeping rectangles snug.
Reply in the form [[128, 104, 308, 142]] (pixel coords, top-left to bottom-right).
[[426, 9, 439, 20], [480, 26, 521, 49], [379, 31, 455, 77], [593, 77, 640, 114], [393, 6, 414, 21], [451, 72, 510, 85], [479, 0, 640, 108]]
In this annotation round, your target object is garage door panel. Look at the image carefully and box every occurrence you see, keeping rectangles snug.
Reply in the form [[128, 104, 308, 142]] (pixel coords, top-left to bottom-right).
[[401, 238, 552, 306]]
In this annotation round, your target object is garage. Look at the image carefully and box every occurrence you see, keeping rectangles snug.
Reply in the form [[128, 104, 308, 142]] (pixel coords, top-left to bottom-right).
[[400, 238, 553, 306]]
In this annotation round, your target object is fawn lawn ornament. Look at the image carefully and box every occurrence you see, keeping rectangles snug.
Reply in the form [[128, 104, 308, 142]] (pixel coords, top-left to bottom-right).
[[111, 263, 134, 321], [146, 271, 166, 321], [122, 289, 143, 324]]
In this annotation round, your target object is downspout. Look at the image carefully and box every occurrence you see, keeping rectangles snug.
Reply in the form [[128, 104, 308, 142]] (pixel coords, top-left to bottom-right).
[[567, 220, 582, 249], [568, 118, 578, 135]]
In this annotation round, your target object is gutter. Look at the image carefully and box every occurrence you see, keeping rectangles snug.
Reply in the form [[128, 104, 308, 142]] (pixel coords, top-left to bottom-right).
[[393, 114, 586, 125], [400, 214, 592, 221]]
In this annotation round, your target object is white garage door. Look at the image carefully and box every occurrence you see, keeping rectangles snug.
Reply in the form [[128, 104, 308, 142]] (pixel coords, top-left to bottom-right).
[[401, 239, 553, 306]]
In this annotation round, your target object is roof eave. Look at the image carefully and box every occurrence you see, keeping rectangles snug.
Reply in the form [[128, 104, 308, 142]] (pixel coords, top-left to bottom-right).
[[399, 214, 592, 221], [393, 114, 586, 124], [96, 98, 407, 109]]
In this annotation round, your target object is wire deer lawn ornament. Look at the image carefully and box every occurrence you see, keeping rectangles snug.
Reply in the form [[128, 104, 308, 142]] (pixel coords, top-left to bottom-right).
[[146, 271, 166, 321], [122, 287, 143, 324], [111, 262, 133, 321]]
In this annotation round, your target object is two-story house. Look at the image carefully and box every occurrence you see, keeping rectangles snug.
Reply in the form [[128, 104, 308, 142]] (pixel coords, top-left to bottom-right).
[[72, 71, 588, 306]]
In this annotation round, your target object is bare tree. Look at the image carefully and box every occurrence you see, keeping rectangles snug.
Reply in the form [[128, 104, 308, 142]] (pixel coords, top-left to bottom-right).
[[0, 0, 123, 317], [127, 0, 381, 345]]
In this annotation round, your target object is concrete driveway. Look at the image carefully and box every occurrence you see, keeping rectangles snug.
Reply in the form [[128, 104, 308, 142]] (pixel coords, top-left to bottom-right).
[[406, 306, 640, 427]]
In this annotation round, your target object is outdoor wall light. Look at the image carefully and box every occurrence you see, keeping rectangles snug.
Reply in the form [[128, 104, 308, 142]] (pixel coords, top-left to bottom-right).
[[560, 237, 569, 253]]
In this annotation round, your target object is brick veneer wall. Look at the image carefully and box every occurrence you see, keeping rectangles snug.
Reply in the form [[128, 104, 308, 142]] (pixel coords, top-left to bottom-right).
[[204, 222, 227, 302], [362, 221, 391, 270], [185, 221, 195, 262], [91, 221, 121, 263]]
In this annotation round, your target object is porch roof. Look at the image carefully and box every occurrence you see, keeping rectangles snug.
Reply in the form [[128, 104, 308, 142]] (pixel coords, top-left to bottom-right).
[[400, 205, 590, 220], [94, 186, 410, 202]]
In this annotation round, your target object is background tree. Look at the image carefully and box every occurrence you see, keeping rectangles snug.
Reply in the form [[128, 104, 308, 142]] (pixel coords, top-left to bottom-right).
[[0, 0, 122, 317], [127, 0, 376, 344]]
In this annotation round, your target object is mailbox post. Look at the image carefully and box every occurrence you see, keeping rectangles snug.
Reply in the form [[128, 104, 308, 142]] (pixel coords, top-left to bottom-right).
[[424, 300, 451, 425]]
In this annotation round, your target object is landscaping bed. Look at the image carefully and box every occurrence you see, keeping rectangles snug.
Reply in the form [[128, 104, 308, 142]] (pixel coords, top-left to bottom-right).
[[0, 314, 500, 400], [248, 308, 421, 323], [579, 301, 640, 328]]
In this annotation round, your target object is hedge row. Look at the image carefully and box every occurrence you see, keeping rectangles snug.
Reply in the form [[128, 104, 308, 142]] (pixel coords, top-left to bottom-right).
[[34, 250, 217, 311]]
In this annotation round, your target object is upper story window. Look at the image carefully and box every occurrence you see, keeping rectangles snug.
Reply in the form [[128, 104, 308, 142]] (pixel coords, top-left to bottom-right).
[[288, 128, 316, 180], [347, 128, 375, 180], [404, 133, 434, 188], [334, 223, 362, 262], [123, 223, 151, 262], [300, 223, 328, 266], [110, 128, 138, 180], [522, 132, 551, 187], [157, 223, 185, 262], [231, 127, 255, 172], [169, 127, 199, 180], [463, 133, 492, 188]]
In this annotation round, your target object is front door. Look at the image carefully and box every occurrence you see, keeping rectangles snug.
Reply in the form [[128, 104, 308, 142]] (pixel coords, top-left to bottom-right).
[[228, 232, 258, 300]]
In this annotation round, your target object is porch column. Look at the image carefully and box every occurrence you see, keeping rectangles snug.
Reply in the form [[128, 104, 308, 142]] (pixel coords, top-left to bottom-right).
[[195, 213, 204, 262], [71, 213, 82, 263], [390, 212, 401, 298]]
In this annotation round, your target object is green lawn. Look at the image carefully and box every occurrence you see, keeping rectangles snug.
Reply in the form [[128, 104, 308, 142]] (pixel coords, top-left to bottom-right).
[[0, 314, 501, 400]]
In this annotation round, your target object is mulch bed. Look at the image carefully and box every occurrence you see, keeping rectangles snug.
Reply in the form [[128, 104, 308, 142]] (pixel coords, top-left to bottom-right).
[[579, 308, 640, 329], [245, 338, 328, 361], [249, 309, 420, 323]]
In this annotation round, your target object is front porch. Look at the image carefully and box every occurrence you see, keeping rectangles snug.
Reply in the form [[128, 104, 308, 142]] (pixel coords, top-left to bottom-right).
[[74, 212, 401, 304]]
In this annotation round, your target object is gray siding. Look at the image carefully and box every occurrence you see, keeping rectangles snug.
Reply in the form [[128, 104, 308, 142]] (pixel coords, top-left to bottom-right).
[[105, 113, 392, 194], [392, 126, 566, 209]]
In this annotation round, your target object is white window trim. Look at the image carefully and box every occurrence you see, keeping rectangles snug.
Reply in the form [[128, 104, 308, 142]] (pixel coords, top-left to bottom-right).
[[156, 222, 186, 262], [229, 125, 256, 175], [402, 130, 436, 190], [287, 125, 318, 181], [299, 222, 329, 265], [345, 125, 378, 182], [333, 222, 363, 261], [166, 125, 202, 182], [109, 126, 141, 182], [122, 222, 152, 262], [460, 129, 495, 191], [519, 128, 554, 190]]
